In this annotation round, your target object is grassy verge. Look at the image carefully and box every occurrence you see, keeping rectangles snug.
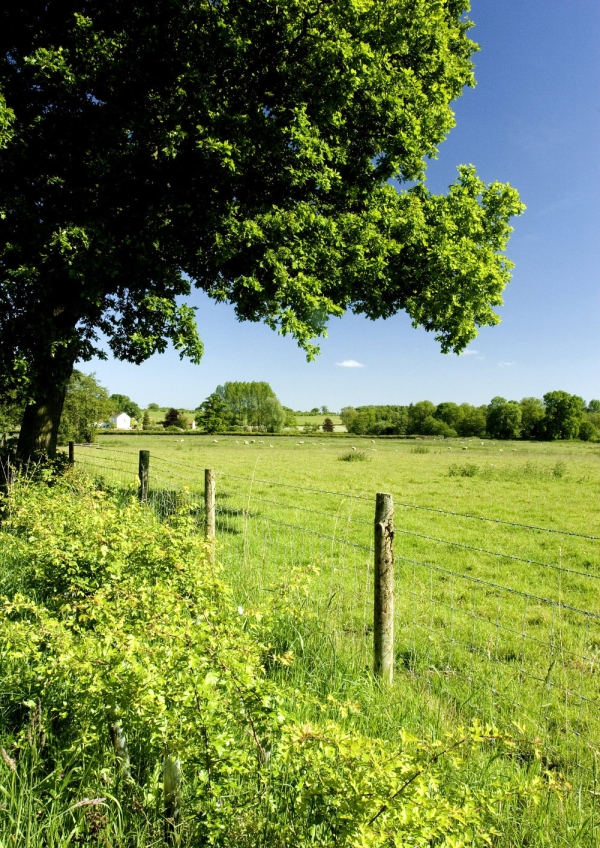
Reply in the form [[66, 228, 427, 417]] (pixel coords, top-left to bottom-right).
[[0, 470, 556, 846], [67, 435, 600, 845]]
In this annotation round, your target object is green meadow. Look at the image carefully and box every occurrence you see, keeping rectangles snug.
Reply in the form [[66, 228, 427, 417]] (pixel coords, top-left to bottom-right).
[[74, 434, 600, 845]]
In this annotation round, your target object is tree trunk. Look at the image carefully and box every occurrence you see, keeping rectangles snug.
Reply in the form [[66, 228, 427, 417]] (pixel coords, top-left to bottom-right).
[[17, 373, 71, 459]]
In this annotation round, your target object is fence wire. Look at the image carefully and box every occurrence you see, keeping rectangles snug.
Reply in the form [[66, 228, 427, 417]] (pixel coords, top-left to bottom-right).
[[73, 445, 600, 796]]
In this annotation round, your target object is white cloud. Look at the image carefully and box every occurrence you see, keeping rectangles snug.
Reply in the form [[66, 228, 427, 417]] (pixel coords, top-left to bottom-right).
[[461, 349, 479, 356], [336, 359, 364, 368], [498, 361, 515, 367]]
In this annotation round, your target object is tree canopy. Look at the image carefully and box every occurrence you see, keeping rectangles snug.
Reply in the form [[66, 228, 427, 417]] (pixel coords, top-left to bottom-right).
[[1, 1, 524, 456], [109, 393, 141, 420], [57, 370, 111, 444], [197, 381, 286, 432]]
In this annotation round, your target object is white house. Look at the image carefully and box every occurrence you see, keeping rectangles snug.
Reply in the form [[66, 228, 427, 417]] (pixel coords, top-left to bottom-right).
[[110, 412, 131, 430]]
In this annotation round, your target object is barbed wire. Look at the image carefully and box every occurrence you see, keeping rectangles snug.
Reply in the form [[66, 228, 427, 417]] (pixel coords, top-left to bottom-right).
[[216, 505, 373, 553], [397, 554, 600, 620], [393, 500, 599, 542], [218, 491, 599, 583], [394, 528, 600, 581], [78, 450, 599, 541], [407, 614, 599, 710], [404, 585, 596, 666]]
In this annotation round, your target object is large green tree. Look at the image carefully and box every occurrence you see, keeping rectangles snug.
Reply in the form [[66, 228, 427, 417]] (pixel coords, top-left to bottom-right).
[[109, 393, 141, 421], [1, 1, 524, 457], [486, 397, 522, 440], [542, 391, 585, 440], [195, 392, 232, 434], [209, 381, 285, 430], [57, 370, 112, 444]]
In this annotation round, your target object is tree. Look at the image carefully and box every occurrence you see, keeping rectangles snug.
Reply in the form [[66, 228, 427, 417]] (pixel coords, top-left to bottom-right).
[[455, 404, 486, 437], [215, 382, 279, 429], [587, 400, 600, 413], [434, 402, 463, 431], [519, 397, 545, 440], [109, 393, 141, 421], [486, 400, 522, 440], [1, 2, 525, 457], [196, 393, 231, 434], [322, 417, 335, 433], [408, 402, 437, 435], [163, 408, 187, 429], [421, 416, 456, 438], [542, 391, 585, 440], [148, 403, 160, 411], [262, 397, 286, 433], [321, 406, 329, 415], [340, 407, 358, 432], [142, 410, 151, 430], [283, 407, 297, 429], [57, 371, 111, 445], [578, 420, 598, 442]]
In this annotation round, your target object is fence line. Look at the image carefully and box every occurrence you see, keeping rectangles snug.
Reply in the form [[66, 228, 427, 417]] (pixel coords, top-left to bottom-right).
[[72, 444, 600, 795]]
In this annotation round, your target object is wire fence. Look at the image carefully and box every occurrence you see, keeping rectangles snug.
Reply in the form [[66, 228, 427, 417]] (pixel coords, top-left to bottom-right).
[[73, 443, 600, 795]]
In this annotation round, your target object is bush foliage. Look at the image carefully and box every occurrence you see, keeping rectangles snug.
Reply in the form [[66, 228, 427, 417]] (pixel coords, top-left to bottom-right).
[[0, 474, 544, 845]]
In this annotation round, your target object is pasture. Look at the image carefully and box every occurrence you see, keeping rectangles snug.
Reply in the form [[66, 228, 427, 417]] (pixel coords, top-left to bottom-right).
[[77, 434, 600, 846]]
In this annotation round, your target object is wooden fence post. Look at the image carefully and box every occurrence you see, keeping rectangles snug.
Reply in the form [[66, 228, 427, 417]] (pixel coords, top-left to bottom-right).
[[205, 468, 216, 557], [138, 450, 149, 501], [163, 753, 181, 841], [68, 441, 75, 465], [374, 492, 394, 684]]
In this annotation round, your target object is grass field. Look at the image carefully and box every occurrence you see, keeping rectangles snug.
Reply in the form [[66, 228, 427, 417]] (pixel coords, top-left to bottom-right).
[[75, 434, 600, 846]]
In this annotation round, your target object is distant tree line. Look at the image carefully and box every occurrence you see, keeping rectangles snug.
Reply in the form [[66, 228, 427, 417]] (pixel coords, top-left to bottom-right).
[[3, 376, 597, 448], [341, 392, 599, 441]]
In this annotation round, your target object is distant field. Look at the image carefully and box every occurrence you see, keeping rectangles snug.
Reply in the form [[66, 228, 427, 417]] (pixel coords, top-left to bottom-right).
[[143, 406, 196, 425], [294, 412, 342, 426], [75, 434, 600, 845], [136, 409, 342, 429]]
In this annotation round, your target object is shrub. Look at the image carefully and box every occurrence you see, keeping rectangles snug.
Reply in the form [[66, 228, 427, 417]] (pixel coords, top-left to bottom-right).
[[411, 445, 430, 454], [449, 463, 479, 477], [420, 415, 457, 438], [552, 460, 567, 478], [338, 450, 371, 462], [578, 420, 599, 441], [0, 473, 543, 845]]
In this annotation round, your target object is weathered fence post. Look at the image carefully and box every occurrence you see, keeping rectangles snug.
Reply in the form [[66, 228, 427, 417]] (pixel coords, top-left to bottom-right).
[[205, 468, 216, 558], [68, 441, 75, 465], [374, 492, 394, 684], [163, 753, 181, 841], [138, 450, 149, 501]]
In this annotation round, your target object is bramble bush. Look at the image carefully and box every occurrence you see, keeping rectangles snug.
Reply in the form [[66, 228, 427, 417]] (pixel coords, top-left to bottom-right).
[[0, 472, 546, 846]]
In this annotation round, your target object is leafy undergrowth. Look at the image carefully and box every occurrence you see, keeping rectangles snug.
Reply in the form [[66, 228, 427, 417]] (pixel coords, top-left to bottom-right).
[[0, 472, 549, 846]]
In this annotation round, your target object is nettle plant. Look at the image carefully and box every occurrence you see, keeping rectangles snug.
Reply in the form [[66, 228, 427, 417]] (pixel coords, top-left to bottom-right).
[[0, 474, 544, 846]]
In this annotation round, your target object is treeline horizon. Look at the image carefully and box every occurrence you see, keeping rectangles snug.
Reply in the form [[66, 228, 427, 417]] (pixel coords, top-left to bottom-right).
[[341, 392, 600, 441], [4, 374, 599, 445]]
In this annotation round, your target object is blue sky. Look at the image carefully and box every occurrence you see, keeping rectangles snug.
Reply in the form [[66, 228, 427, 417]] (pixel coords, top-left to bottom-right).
[[89, 0, 600, 411]]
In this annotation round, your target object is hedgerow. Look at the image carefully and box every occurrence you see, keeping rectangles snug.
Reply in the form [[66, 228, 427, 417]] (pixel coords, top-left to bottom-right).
[[0, 472, 544, 846]]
